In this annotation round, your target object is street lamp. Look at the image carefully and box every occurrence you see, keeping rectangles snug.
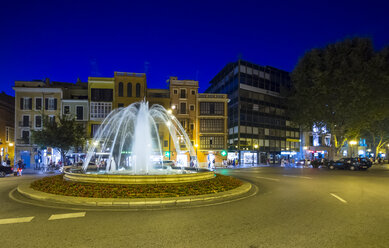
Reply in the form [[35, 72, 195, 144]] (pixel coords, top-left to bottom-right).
[[349, 140, 357, 157], [8, 143, 14, 147]]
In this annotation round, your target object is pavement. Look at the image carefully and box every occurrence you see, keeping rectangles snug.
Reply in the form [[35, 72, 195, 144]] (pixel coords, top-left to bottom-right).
[[0, 165, 388, 247]]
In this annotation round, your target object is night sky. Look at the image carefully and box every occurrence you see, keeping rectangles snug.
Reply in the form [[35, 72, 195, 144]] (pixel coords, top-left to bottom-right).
[[1, 0, 388, 96]]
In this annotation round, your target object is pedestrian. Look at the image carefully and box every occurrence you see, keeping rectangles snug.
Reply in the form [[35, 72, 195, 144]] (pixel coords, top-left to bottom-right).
[[17, 160, 23, 176]]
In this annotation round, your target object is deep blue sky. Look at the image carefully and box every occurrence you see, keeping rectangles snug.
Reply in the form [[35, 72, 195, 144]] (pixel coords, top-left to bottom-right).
[[1, 0, 388, 96]]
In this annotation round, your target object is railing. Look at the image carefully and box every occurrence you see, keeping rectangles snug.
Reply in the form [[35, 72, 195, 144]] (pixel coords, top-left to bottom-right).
[[19, 121, 32, 127], [115, 72, 145, 77], [17, 138, 30, 144], [198, 94, 227, 99]]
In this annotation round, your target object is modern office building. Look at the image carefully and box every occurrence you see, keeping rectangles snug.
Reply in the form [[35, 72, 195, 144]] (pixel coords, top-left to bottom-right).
[[206, 59, 300, 164], [0, 92, 15, 166]]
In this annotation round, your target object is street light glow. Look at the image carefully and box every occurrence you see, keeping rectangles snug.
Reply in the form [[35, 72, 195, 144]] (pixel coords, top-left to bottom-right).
[[349, 141, 357, 145], [8, 143, 14, 147], [194, 144, 198, 148], [254, 144, 258, 149], [167, 109, 172, 114]]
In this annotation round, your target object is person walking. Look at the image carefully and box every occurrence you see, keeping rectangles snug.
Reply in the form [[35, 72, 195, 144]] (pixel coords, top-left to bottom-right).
[[17, 160, 23, 176]]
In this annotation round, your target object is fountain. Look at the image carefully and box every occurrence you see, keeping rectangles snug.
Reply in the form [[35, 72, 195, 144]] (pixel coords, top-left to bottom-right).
[[64, 101, 214, 184]]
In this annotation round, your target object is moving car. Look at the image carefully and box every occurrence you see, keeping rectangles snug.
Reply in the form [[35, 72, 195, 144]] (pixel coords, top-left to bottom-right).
[[0, 165, 13, 177]]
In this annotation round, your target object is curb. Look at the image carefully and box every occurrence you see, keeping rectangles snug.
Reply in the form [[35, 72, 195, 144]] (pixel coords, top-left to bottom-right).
[[16, 181, 252, 208]]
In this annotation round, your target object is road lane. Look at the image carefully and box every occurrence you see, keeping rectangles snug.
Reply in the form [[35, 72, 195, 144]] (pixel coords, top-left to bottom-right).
[[0, 166, 388, 247]]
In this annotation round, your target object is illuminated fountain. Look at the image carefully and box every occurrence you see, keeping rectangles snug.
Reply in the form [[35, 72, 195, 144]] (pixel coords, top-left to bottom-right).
[[82, 101, 197, 175]]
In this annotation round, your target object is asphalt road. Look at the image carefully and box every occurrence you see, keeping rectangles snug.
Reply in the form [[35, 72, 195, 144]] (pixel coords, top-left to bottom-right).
[[0, 165, 388, 248]]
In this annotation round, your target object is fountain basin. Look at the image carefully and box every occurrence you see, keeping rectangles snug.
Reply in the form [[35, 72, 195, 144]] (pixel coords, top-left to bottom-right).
[[64, 168, 215, 184]]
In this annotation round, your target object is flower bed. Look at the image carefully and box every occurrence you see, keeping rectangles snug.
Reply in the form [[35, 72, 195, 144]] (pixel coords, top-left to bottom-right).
[[30, 174, 243, 198]]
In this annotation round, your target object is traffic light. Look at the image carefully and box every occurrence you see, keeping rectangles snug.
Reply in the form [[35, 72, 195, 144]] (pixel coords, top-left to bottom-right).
[[221, 150, 227, 156]]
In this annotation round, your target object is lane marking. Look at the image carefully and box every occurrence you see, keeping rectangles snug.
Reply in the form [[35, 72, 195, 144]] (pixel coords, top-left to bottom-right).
[[255, 176, 280, 181], [283, 175, 312, 179], [330, 193, 348, 204], [48, 212, 86, 220], [0, 216, 34, 225]]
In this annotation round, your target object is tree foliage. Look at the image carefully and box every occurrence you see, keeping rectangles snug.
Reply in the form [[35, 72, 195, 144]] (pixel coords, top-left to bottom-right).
[[289, 37, 389, 157], [31, 115, 87, 162]]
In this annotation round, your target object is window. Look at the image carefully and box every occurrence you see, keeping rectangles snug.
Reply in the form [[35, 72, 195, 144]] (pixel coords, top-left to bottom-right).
[[199, 102, 224, 115], [64, 106, 70, 114], [180, 89, 186, 98], [49, 116, 55, 124], [191, 90, 195, 95], [190, 105, 195, 111], [20, 98, 32, 110], [118, 82, 123, 97], [180, 120, 186, 129], [22, 115, 30, 127], [90, 102, 112, 119], [200, 119, 224, 132], [22, 130, 29, 140], [136, 83, 141, 97], [200, 136, 224, 149], [91, 89, 113, 101], [118, 103, 124, 108], [173, 89, 178, 94], [91, 124, 101, 137], [6, 127, 10, 142], [45, 98, 57, 110], [190, 123, 194, 130], [35, 115, 42, 128], [127, 83, 132, 97], [76, 106, 83, 120], [35, 98, 42, 110], [180, 102, 186, 114]]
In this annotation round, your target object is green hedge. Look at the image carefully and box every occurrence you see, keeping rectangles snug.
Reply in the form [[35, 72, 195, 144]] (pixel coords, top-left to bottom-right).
[[30, 174, 243, 198]]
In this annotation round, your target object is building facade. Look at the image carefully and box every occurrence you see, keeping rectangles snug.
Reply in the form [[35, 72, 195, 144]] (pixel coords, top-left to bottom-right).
[[0, 92, 15, 166], [206, 59, 300, 165], [13, 72, 228, 168], [13, 79, 63, 168]]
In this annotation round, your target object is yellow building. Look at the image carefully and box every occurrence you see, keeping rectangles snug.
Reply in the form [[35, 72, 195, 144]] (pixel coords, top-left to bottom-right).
[[114, 72, 147, 108], [0, 92, 15, 166], [87, 77, 114, 138]]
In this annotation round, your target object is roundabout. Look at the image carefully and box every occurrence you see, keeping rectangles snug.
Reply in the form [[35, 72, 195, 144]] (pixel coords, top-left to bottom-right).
[[14, 174, 253, 210]]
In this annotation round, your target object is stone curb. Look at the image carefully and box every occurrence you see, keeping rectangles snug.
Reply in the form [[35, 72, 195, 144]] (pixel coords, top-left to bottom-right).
[[16, 181, 252, 208]]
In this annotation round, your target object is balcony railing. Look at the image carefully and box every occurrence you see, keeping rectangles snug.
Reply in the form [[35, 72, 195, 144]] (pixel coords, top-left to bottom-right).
[[16, 138, 30, 144], [19, 121, 32, 127], [198, 94, 227, 99]]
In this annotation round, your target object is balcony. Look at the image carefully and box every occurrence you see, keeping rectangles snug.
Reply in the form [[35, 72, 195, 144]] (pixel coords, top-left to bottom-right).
[[17, 138, 30, 145], [198, 94, 227, 99], [19, 121, 32, 127]]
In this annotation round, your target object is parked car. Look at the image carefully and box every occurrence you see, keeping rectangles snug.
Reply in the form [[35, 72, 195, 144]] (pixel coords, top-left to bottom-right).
[[0, 165, 13, 177], [328, 157, 372, 171]]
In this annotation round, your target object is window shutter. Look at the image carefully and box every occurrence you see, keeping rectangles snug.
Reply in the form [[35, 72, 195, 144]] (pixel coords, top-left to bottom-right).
[[54, 99, 57, 110], [28, 98, 32, 110], [45, 98, 48, 110], [20, 98, 24, 110]]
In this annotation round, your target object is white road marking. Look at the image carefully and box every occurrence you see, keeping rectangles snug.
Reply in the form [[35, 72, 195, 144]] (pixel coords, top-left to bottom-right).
[[283, 175, 312, 179], [330, 193, 348, 204], [0, 216, 34, 225], [255, 176, 280, 181], [48, 212, 86, 220]]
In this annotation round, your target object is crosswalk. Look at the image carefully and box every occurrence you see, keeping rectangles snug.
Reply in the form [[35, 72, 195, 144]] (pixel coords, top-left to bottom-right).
[[0, 212, 86, 225]]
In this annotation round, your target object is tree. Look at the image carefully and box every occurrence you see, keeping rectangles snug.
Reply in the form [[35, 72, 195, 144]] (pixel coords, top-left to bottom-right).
[[31, 115, 87, 165], [289, 37, 389, 158], [362, 118, 389, 159]]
